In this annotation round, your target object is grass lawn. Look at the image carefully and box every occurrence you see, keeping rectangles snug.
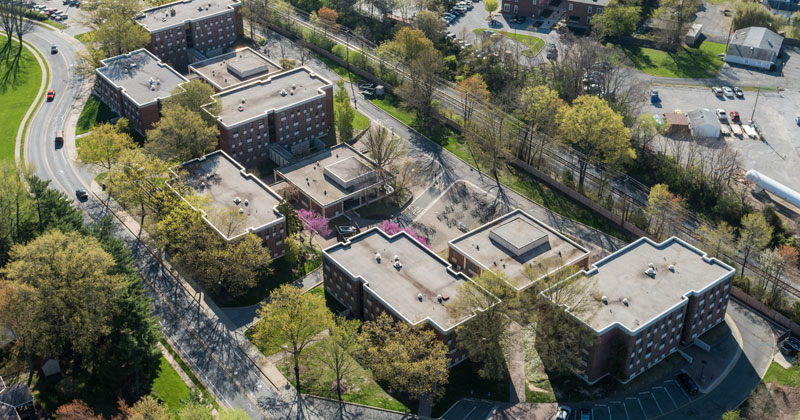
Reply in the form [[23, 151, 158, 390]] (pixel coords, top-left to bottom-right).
[[473, 28, 545, 56], [276, 339, 410, 413], [159, 339, 220, 410], [74, 30, 96, 43], [309, 284, 348, 314], [353, 109, 370, 131], [615, 41, 727, 78], [0, 35, 44, 162], [150, 356, 192, 414], [763, 361, 800, 387], [220, 244, 321, 307], [76, 95, 117, 135]]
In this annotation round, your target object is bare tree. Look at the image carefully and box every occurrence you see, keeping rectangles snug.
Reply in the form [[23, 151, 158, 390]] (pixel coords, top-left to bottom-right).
[[466, 105, 513, 177], [0, 0, 34, 87], [363, 125, 406, 171]]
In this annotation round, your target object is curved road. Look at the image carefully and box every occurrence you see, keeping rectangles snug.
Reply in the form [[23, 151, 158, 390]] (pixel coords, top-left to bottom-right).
[[21, 25, 299, 420]]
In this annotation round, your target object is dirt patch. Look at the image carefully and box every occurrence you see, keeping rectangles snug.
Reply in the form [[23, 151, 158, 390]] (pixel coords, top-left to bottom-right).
[[743, 382, 800, 420], [412, 181, 509, 252]]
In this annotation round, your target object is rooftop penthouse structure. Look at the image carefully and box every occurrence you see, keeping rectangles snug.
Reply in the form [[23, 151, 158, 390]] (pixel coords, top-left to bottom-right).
[[189, 47, 281, 91], [275, 143, 389, 219], [541, 237, 735, 384], [448, 209, 591, 291]]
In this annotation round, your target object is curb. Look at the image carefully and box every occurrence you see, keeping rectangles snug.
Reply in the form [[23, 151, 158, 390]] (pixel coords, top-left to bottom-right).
[[9, 33, 49, 171], [697, 313, 743, 394]]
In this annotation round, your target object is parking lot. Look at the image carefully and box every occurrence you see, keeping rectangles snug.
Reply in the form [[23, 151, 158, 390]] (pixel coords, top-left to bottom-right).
[[577, 380, 699, 420], [643, 85, 800, 192], [446, 0, 561, 48]]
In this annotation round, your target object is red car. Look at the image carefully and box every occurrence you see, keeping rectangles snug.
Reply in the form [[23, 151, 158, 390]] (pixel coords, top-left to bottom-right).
[[729, 110, 740, 123], [47, 89, 55, 101]]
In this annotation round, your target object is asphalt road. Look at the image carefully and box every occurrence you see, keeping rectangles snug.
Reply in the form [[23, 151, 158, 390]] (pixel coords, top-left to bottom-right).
[[22, 26, 299, 420]]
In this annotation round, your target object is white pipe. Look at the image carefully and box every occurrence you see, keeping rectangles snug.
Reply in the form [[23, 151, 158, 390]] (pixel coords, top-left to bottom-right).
[[745, 170, 800, 208]]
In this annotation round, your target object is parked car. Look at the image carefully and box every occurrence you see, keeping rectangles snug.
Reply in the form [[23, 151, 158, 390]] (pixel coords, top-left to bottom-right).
[[733, 86, 744, 98], [677, 372, 699, 395], [716, 108, 727, 122], [46, 88, 55, 101], [723, 86, 734, 97], [75, 189, 88, 201], [580, 408, 592, 420], [51, 44, 57, 54], [712, 86, 723, 97], [514, 15, 526, 23], [546, 42, 557, 59], [555, 406, 572, 420], [729, 110, 740, 123], [336, 225, 360, 242], [781, 341, 798, 356]]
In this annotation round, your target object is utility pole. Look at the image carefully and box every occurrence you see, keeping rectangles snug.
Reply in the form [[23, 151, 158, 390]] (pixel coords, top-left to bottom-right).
[[750, 87, 760, 123]]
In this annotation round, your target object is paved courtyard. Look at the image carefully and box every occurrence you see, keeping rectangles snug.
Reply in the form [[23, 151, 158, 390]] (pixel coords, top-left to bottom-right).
[[642, 84, 800, 192]]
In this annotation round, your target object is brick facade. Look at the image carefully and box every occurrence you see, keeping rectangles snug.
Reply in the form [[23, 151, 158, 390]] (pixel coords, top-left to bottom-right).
[[501, 0, 548, 17], [565, 0, 607, 27]]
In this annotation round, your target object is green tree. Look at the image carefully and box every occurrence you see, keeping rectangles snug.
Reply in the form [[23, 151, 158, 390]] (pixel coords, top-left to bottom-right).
[[788, 12, 800, 38], [107, 148, 170, 234], [252, 284, 333, 392], [737, 213, 773, 280], [145, 105, 220, 162], [448, 271, 509, 380], [277, 200, 303, 237], [317, 316, 361, 402], [721, 409, 743, 420], [519, 85, 566, 168], [456, 74, 490, 131], [197, 233, 272, 297], [77, 121, 136, 171], [27, 176, 84, 236], [414, 10, 445, 42], [594, 1, 641, 38], [646, 184, 687, 240], [0, 162, 37, 262], [1, 230, 126, 358], [164, 80, 220, 125], [79, 13, 151, 72], [698, 221, 735, 260], [397, 46, 443, 127], [128, 396, 171, 420], [485, 0, 498, 21], [283, 236, 302, 267], [177, 402, 213, 420], [732, 2, 781, 32], [556, 95, 633, 191], [383, 27, 435, 63], [359, 312, 449, 401], [334, 80, 354, 141], [363, 125, 406, 172]]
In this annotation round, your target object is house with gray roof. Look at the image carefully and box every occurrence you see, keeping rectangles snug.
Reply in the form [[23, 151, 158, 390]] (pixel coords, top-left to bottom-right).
[[725, 26, 783, 70], [687, 108, 721, 138]]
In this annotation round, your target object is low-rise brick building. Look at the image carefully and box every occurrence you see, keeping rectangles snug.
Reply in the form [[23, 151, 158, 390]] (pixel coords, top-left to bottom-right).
[[323, 228, 498, 366], [173, 150, 287, 257], [94, 49, 188, 134], [448, 209, 591, 291], [565, 0, 608, 27], [136, 0, 243, 66], [202, 67, 334, 167], [275, 143, 389, 219], [500, 0, 548, 18], [541, 237, 736, 384]]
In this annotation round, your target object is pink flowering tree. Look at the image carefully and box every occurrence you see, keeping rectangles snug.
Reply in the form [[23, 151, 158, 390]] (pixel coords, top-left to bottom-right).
[[297, 208, 332, 242], [379, 220, 430, 249]]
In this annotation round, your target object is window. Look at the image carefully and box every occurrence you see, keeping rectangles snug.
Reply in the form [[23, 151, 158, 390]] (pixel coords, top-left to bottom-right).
[[503, 3, 510, 11], [568, 2, 573, 10], [597, 7, 602, 12], [588, 6, 592, 12], [514, 5, 518, 12]]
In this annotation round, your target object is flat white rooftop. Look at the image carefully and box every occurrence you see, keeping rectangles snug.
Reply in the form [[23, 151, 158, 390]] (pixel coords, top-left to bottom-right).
[[276, 143, 378, 208], [178, 151, 283, 240], [96, 49, 187, 106], [557, 237, 735, 333], [137, 0, 240, 32], [189, 48, 281, 91], [325, 228, 491, 333], [449, 210, 590, 290], [205, 66, 331, 127]]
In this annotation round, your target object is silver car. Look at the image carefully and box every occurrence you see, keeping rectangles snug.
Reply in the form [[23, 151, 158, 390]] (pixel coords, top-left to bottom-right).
[[722, 86, 734, 97]]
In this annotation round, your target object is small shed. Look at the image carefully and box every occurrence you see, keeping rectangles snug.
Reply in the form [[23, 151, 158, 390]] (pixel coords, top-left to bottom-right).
[[663, 111, 690, 135], [685, 23, 703, 47], [687, 108, 721, 138]]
